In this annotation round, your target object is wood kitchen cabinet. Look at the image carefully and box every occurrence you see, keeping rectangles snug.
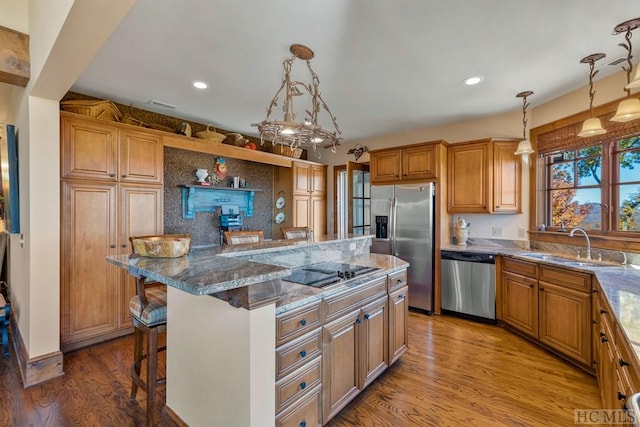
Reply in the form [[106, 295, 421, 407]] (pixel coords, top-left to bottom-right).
[[61, 112, 163, 184], [60, 113, 164, 351], [369, 141, 443, 185], [273, 160, 327, 238], [500, 257, 592, 369], [388, 286, 409, 365], [447, 138, 521, 213]]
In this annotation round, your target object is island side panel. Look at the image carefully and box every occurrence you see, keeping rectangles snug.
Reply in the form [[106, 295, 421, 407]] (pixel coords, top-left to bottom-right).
[[166, 287, 276, 427]]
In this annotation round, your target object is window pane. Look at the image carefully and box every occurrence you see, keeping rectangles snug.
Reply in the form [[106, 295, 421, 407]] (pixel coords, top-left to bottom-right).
[[577, 145, 601, 158], [352, 199, 363, 227], [550, 188, 601, 230], [364, 199, 370, 227], [352, 170, 363, 197], [577, 158, 602, 186], [619, 136, 640, 150], [618, 184, 640, 231], [363, 172, 370, 198], [550, 163, 574, 188], [619, 150, 640, 184]]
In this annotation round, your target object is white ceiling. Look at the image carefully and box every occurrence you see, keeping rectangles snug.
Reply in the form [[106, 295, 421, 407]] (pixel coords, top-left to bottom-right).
[[71, 0, 640, 145]]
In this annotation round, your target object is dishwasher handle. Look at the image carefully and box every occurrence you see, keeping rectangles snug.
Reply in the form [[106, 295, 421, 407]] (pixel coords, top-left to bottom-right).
[[441, 251, 496, 264]]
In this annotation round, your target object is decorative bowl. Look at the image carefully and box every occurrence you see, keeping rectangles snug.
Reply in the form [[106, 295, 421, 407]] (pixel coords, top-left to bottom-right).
[[131, 234, 191, 258]]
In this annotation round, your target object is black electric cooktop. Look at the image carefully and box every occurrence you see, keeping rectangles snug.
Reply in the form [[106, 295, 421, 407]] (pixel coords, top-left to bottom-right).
[[283, 262, 380, 288]]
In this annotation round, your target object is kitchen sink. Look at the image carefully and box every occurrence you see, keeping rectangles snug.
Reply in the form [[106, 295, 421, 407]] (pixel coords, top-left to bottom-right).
[[519, 252, 618, 268], [561, 260, 617, 268], [519, 252, 573, 262]]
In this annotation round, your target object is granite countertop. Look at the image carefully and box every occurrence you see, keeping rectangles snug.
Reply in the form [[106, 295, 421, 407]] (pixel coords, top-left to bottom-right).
[[441, 243, 640, 363]]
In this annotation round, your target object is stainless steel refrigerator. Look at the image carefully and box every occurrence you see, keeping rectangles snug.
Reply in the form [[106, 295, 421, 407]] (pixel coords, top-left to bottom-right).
[[370, 183, 435, 312]]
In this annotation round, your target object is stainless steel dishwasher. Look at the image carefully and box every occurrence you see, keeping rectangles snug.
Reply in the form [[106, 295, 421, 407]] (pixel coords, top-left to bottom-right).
[[441, 250, 496, 322]]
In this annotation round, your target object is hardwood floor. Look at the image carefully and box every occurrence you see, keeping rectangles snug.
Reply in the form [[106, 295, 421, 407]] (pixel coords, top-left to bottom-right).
[[0, 313, 600, 426]]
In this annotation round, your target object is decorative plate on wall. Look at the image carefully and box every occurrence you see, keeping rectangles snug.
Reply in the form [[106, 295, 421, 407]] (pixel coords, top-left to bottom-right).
[[275, 212, 285, 224], [276, 191, 286, 209]]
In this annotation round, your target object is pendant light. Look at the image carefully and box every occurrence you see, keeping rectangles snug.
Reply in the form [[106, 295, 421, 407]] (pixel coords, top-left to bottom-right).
[[611, 17, 640, 123], [577, 53, 607, 137], [514, 91, 534, 156]]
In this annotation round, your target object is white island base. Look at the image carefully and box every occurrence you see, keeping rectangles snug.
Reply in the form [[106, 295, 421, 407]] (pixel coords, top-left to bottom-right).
[[166, 287, 276, 427]]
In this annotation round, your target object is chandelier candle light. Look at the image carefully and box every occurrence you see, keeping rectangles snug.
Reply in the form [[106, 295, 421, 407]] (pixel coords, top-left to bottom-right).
[[253, 44, 342, 156], [577, 53, 607, 137], [611, 17, 640, 122], [514, 91, 535, 156]]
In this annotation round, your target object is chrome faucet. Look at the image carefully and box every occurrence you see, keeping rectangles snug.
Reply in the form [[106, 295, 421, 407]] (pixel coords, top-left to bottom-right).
[[569, 227, 591, 260]]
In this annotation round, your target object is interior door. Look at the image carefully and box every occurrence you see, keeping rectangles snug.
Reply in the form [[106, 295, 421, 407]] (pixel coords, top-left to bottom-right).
[[347, 161, 370, 235]]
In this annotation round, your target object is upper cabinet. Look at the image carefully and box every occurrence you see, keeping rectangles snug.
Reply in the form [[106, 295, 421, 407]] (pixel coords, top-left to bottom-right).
[[61, 113, 163, 184], [447, 138, 521, 214], [369, 141, 444, 185]]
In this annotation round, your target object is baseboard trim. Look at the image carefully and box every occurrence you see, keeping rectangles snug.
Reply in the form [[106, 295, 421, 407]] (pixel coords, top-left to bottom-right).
[[11, 312, 64, 388], [162, 404, 188, 427]]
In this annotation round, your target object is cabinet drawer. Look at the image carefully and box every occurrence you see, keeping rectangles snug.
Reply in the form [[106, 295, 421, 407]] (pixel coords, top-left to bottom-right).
[[323, 277, 387, 322], [615, 327, 640, 390], [276, 329, 322, 380], [276, 301, 322, 346], [502, 257, 538, 278], [388, 269, 408, 292], [539, 265, 591, 292], [275, 384, 322, 427], [276, 356, 322, 414]]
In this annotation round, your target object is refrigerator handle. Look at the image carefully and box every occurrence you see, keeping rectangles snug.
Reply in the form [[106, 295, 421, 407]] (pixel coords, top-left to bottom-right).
[[392, 196, 398, 256]]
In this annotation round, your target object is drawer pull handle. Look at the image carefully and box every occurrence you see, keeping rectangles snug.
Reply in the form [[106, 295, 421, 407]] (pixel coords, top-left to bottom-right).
[[299, 350, 307, 358], [618, 391, 626, 401], [601, 336, 608, 343], [600, 309, 607, 315], [592, 288, 597, 293], [620, 358, 630, 367], [299, 381, 306, 390], [299, 319, 307, 326]]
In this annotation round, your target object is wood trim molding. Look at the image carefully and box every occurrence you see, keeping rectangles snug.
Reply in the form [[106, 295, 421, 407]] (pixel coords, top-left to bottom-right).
[[10, 311, 64, 387], [0, 25, 30, 87]]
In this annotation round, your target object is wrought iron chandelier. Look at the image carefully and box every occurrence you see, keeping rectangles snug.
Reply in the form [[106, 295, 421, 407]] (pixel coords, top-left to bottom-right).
[[253, 44, 342, 155]]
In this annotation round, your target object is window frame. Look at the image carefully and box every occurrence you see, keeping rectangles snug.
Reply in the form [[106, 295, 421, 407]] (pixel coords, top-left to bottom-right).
[[530, 96, 640, 252]]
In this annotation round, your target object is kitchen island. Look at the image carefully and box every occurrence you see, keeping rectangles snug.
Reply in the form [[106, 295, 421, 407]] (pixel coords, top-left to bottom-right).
[[107, 234, 409, 426]]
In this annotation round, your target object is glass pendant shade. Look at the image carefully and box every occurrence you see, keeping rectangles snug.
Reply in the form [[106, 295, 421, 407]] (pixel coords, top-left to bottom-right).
[[611, 98, 640, 122], [577, 117, 607, 137], [514, 139, 534, 155], [626, 66, 640, 89]]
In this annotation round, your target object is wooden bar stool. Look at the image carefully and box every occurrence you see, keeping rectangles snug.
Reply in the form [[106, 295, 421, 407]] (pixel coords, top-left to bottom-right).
[[128, 233, 190, 426]]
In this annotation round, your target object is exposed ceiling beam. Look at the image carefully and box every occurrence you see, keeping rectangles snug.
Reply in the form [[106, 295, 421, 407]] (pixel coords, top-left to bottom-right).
[[0, 25, 29, 87]]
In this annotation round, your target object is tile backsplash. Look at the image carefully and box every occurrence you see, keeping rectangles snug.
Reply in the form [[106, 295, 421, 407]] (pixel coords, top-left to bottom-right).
[[163, 147, 274, 247]]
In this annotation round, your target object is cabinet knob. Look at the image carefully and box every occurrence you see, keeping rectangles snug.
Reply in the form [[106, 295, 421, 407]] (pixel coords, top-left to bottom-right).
[[529, 283, 534, 288], [364, 314, 371, 320], [356, 317, 362, 324], [121, 244, 127, 248], [620, 358, 630, 367], [618, 391, 626, 401], [539, 287, 545, 291], [601, 336, 608, 343], [592, 288, 597, 293], [299, 318, 307, 326], [600, 309, 607, 315], [398, 294, 404, 300], [121, 174, 127, 178], [299, 381, 307, 390], [300, 422, 307, 427], [110, 244, 116, 248], [109, 173, 116, 177], [299, 350, 307, 358]]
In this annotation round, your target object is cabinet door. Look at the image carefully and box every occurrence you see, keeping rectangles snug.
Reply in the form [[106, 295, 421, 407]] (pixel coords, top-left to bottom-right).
[[402, 145, 436, 181], [322, 309, 361, 424], [598, 311, 617, 409], [493, 141, 521, 213], [388, 286, 408, 365], [360, 296, 388, 389], [293, 162, 311, 194], [539, 281, 591, 367], [61, 116, 118, 181], [118, 184, 164, 329], [370, 150, 402, 184], [502, 271, 538, 339], [447, 142, 491, 212], [310, 196, 326, 235], [293, 195, 310, 228], [119, 129, 164, 184], [61, 181, 118, 347], [310, 165, 326, 194]]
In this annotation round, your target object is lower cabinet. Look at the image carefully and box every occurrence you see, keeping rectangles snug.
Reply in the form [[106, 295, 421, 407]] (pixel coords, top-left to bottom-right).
[[275, 268, 408, 426], [500, 257, 592, 369]]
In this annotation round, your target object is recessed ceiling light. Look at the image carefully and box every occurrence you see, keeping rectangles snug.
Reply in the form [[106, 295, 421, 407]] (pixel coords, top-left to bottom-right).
[[463, 76, 484, 86], [193, 81, 208, 89]]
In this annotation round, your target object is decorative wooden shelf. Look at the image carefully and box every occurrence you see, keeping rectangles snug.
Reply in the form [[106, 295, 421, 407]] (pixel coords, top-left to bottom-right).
[[180, 185, 262, 219]]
